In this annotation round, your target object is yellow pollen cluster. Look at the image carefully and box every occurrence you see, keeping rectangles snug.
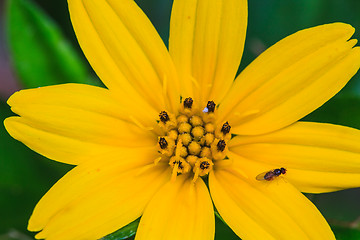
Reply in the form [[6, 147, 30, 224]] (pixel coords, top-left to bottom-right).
[[157, 98, 231, 182]]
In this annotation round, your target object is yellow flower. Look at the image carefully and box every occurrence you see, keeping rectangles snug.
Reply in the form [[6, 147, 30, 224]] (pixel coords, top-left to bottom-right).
[[4, 0, 360, 239]]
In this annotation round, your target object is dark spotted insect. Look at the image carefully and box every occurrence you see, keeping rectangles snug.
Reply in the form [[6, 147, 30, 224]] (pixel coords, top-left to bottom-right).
[[256, 167, 287, 181]]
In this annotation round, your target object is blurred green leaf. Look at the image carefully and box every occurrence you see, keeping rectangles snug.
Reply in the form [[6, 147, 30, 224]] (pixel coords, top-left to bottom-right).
[[243, 0, 360, 95], [6, 0, 93, 88], [333, 225, 360, 240], [0, 230, 33, 240], [101, 219, 139, 240], [308, 189, 360, 224], [303, 95, 360, 129]]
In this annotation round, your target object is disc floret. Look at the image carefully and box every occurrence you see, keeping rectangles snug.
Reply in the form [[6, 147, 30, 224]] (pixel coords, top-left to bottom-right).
[[157, 98, 231, 182]]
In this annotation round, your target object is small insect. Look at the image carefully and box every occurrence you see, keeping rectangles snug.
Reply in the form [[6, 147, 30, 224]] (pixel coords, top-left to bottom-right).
[[256, 167, 287, 181]]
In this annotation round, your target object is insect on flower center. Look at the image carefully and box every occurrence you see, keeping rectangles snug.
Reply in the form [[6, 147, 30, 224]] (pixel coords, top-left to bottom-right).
[[157, 98, 231, 182]]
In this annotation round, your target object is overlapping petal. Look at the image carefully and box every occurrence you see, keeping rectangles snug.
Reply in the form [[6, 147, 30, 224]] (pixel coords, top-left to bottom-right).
[[68, 0, 180, 112], [229, 121, 360, 193], [210, 168, 335, 240], [135, 175, 214, 240], [29, 155, 171, 240], [218, 23, 360, 135], [4, 84, 156, 165], [169, 0, 247, 107]]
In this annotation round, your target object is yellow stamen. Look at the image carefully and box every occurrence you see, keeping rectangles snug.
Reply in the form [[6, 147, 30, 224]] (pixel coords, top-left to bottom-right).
[[171, 163, 179, 182], [192, 167, 200, 183], [202, 112, 215, 123], [178, 133, 192, 146], [200, 147, 211, 159], [188, 141, 201, 155], [215, 126, 232, 140], [193, 157, 213, 179], [190, 115, 203, 126], [203, 133, 215, 146], [153, 156, 162, 165], [177, 115, 188, 124], [192, 126, 205, 141], [178, 122, 192, 133], [211, 139, 227, 160], [158, 137, 175, 157], [205, 123, 215, 133], [175, 139, 183, 157], [157, 98, 233, 182], [167, 130, 178, 140], [186, 155, 198, 167], [179, 146, 188, 158]]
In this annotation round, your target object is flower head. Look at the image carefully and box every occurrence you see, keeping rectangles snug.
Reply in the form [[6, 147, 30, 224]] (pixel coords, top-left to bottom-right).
[[4, 0, 360, 239]]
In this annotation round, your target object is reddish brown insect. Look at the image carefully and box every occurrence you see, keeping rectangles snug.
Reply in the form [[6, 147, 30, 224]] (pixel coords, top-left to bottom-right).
[[256, 167, 287, 181]]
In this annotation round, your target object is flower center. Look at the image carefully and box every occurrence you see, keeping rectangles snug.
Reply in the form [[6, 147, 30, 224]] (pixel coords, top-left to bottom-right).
[[157, 97, 231, 182]]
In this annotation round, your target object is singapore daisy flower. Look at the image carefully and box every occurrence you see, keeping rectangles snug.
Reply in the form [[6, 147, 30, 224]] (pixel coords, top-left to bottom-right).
[[4, 0, 360, 239]]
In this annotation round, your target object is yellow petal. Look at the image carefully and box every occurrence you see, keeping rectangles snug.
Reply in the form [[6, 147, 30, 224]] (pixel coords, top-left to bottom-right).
[[68, 0, 180, 112], [29, 155, 171, 240], [4, 84, 156, 165], [229, 121, 360, 193], [210, 169, 335, 240], [135, 175, 214, 240], [7, 83, 157, 127], [218, 23, 360, 135], [169, 0, 247, 106]]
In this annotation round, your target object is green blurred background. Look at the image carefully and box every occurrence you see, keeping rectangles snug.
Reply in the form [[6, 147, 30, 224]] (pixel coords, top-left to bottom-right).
[[1, 0, 360, 239]]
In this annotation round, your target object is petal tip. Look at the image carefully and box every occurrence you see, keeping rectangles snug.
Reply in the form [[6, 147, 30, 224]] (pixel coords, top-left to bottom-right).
[[313, 22, 355, 40], [6, 90, 21, 107], [28, 215, 43, 233], [330, 22, 354, 31], [34, 231, 45, 240], [3, 117, 17, 135]]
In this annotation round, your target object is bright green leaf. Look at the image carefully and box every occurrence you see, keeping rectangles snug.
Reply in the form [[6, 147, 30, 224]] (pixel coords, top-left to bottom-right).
[[332, 225, 360, 240], [6, 0, 94, 88], [101, 219, 139, 240]]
